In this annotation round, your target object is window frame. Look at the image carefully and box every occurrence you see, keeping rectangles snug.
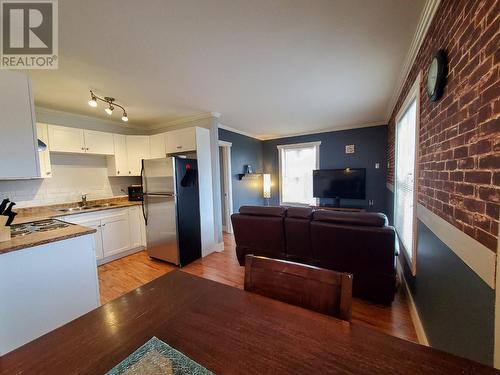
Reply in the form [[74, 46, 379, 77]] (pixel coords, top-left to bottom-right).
[[277, 141, 321, 207], [394, 72, 421, 276]]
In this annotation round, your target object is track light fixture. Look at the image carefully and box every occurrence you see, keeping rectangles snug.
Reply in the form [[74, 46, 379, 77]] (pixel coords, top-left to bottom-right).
[[87, 90, 129, 122]]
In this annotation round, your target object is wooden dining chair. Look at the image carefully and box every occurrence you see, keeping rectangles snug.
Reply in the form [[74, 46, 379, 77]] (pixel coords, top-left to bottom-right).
[[244, 255, 353, 321]]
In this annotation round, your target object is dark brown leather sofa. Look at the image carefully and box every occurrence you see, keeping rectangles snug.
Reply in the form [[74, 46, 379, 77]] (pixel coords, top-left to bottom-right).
[[231, 206, 397, 304]]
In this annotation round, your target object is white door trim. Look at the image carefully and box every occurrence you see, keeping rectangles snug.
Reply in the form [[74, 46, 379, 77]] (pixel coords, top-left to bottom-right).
[[218, 141, 233, 234]]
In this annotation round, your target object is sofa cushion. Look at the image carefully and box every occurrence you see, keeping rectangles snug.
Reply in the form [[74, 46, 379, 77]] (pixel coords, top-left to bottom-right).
[[313, 210, 388, 227], [239, 205, 287, 217], [284, 207, 313, 260], [286, 207, 314, 219]]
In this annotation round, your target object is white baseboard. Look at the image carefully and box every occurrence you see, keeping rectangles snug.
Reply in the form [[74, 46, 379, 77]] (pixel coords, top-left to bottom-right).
[[97, 246, 145, 266], [213, 241, 224, 252], [397, 259, 429, 346]]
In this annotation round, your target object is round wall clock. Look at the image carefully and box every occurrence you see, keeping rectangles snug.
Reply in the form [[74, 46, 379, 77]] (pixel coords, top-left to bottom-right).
[[426, 49, 447, 102]]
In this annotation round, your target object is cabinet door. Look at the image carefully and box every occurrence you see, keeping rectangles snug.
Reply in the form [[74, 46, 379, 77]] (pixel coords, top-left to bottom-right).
[[128, 206, 145, 249], [149, 133, 166, 158], [126, 136, 150, 176], [84, 130, 114, 155], [48, 125, 85, 153], [61, 216, 104, 261], [165, 127, 196, 153], [101, 212, 131, 257], [107, 134, 128, 176], [0, 71, 39, 179], [36, 123, 52, 178]]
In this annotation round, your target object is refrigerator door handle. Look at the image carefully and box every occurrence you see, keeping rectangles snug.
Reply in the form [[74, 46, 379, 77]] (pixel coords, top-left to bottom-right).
[[142, 194, 148, 225], [141, 161, 148, 225]]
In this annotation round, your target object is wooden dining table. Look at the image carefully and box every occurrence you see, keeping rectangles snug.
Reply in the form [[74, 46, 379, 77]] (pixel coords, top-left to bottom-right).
[[1, 270, 496, 374]]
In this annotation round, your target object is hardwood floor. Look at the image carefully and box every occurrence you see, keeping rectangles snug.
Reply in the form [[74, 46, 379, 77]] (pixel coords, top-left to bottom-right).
[[98, 233, 417, 343]]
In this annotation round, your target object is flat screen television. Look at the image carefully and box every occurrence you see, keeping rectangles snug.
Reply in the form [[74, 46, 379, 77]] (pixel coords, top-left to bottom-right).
[[313, 168, 366, 199]]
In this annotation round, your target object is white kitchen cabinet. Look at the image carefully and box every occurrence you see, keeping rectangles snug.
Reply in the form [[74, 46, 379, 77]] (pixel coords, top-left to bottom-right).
[[150, 133, 167, 158], [165, 127, 196, 154], [60, 215, 104, 261], [48, 125, 86, 153], [126, 135, 150, 176], [129, 206, 146, 248], [48, 125, 114, 155], [61, 206, 143, 264], [83, 130, 114, 155], [101, 212, 131, 257], [0, 71, 40, 179], [107, 134, 128, 176], [36, 123, 52, 178]]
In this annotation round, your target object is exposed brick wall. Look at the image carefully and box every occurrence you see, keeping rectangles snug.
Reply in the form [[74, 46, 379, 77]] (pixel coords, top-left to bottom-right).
[[387, 0, 499, 251]]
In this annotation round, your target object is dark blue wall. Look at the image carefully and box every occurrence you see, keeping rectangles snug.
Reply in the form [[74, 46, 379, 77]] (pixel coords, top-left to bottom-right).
[[387, 188, 495, 365], [218, 128, 264, 211], [263, 125, 388, 213]]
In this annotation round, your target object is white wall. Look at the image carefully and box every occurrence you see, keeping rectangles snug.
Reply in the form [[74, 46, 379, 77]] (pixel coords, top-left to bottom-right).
[[0, 153, 139, 207]]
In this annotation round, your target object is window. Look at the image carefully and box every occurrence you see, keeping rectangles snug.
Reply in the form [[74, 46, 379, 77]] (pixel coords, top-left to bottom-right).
[[278, 141, 320, 206], [394, 74, 420, 275]]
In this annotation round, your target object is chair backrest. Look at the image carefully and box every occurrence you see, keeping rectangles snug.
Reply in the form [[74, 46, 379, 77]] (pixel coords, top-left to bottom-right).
[[244, 255, 353, 321]]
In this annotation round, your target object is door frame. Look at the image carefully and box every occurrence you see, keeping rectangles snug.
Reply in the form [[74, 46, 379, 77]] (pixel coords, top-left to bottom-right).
[[218, 141, 233, 234]]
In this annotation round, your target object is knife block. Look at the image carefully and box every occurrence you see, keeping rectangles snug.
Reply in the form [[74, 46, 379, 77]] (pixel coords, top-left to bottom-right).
[[0, 216, 11, 242]]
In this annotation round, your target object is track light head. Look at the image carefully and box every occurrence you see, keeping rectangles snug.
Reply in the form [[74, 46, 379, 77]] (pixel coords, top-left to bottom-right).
[[88, 91, 97, 107], [121, 112, 128, 122]]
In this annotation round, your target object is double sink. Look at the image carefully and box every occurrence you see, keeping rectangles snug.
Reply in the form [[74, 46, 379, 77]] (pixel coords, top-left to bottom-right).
[[56, 203, 119, 213]]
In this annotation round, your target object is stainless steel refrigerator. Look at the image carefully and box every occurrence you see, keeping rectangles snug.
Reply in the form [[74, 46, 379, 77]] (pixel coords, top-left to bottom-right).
[[141, 157, 202, 266]]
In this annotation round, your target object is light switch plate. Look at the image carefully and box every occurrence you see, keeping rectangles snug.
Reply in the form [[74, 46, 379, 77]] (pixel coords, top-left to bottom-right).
[[375, 163, 380, 169]]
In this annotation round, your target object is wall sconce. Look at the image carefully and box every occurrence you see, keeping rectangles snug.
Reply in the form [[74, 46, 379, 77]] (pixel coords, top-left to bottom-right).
[[263, 173, 271, 205]]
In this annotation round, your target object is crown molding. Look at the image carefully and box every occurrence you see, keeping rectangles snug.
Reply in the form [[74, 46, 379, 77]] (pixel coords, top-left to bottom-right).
[[258, 121, 386, 141], [148, 112, 221, 130], [218, 123, 261, 140], [385, 0, 441, 121], [35, 106, 146, 131]]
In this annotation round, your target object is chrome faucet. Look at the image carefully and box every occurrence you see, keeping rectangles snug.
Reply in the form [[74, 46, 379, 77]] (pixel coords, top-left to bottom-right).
[[81, 194, 88, 207]]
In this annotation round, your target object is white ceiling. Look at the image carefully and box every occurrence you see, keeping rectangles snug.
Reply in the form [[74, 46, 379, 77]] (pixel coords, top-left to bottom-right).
[[27, 0, 425, 138]]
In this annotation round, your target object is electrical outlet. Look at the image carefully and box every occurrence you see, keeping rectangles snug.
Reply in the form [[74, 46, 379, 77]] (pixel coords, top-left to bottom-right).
[[368, 199, 374, 206]]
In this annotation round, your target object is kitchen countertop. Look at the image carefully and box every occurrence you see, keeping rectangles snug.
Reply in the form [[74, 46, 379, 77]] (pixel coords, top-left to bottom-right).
[[0, 197, 142, 255], [12, 197, 142, 225], [0, 224, 96, 255]]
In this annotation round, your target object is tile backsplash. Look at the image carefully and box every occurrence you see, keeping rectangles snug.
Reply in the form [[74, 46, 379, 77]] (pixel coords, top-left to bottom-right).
[[0, 154, 140, 207]]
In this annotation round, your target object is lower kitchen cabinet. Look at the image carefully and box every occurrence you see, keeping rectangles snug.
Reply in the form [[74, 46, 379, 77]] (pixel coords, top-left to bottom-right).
[[60, 206, 145, 265], [101, 212, 130, 257]]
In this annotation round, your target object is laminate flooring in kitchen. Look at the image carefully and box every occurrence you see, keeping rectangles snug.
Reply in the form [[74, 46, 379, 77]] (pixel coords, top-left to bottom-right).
[[97, 233, 417, 343]]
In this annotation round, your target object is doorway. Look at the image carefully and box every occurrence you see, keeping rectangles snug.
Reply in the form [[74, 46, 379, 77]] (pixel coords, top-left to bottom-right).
[[218, 141, 233, 233]]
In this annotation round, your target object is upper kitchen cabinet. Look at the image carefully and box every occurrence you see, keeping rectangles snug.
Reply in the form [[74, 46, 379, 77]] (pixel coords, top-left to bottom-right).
[[48, 125, 85, 153], [126, 136, 150, 176], [82, 130, 114, 155], [165, 127, 196, 154], [107, 134, 128, 176], [150, 133, 167, 158], [0, 71, 40, 179], [48, 125, 114, 155], [36, 123, 52, 178]]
